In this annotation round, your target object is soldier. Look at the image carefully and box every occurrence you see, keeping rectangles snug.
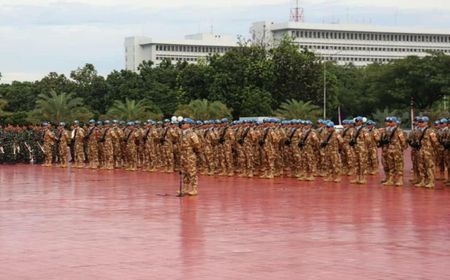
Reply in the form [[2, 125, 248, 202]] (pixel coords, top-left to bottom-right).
[[218, 118, 235, 176], [96, 121, 105, 168], [42, 122, 56, 167], [71, 120, 86, 168], [340, 119, 356, 176], [381, 117, 407, 186], [124, 122, 139, 171], [350, 116, 370, 184], [56, 122, 70, 168], [142, 120, 158, 171], [113, 120, 125, 168], [286, 120, 303, 178], [99, 120, 115, 170], [413, 116, 439, 188], [86, 119, 100, 169], [315, 119, 328, 177], [178, 118, 201, 196], [408, 117, 421, 184], [322, 121, 343, 183], [259, 118, 281, 179], [298, 120, 319, 181], [366, 120, 381, 175], [435, 119, 447, 181]]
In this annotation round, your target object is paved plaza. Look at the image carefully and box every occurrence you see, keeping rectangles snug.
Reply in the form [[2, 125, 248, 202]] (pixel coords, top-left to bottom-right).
[[0, 163, 449, 280]]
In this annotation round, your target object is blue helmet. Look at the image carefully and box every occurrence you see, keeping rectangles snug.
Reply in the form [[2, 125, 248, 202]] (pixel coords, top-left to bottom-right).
[[183, 118, 195, 124], [89, 119, 96, 124], [440, 118, 448, 124], [104, 120, 111, 125], [73, 120, 80, 125], [59, 122, 66, 126], [326, 121, 335, 128]]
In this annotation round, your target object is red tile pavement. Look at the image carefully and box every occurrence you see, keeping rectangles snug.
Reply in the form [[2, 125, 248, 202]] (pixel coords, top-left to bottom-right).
[[0, 163, 449, 280]]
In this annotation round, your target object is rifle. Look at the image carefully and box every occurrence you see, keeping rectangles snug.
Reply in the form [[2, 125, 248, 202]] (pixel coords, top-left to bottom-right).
[[320, 131, 335, 148]]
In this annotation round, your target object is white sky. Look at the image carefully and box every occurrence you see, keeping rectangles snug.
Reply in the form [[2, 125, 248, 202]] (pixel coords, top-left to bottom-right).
[[1, 0, 449, 83]]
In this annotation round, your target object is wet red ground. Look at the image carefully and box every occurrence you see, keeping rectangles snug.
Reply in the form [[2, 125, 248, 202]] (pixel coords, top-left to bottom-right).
[[1, 162, 450, 280]]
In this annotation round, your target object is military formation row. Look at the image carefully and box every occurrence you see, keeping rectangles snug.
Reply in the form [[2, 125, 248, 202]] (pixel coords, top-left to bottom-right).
[[3, 114, 441, 190]]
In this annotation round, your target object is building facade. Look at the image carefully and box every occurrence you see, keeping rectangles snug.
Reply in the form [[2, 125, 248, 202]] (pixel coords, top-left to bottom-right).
[[250, 21, 450, 66], [125, 33, 237, 71]]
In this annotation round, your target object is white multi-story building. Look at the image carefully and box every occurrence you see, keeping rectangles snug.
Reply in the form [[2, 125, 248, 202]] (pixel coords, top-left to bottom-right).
[[125, 33, 237, 71], [250, 21, 450, 65]]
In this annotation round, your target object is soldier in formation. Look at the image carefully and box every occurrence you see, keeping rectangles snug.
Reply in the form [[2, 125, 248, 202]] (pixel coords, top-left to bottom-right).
[[2, 115, 449, 192]]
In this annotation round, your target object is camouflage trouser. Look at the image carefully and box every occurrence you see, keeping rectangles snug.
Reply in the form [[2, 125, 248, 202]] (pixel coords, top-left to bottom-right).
[[261, 146, 276, 177], [417, 148, 435, 184], [291, 146, 302, 177], [181, 152, 198, 192], [74, 142, 85, 167], [385, 147, 403, 178], [301, 147, 316, 177], [367, 146, 379, 173], [341, 145, 355, 175], [162, 143, 174, 171], [126, 143, 137, 170], [353, 146, 368, 177], [203, 145, 215, 174], [59, 144, 68, 167], [43, 143, 53, 165], [242, 143, 255, 176], [435, 147, 445, 174], [324, 148, 341, 178], [88, 142, 99, 168], [103, 141, 114, 169]]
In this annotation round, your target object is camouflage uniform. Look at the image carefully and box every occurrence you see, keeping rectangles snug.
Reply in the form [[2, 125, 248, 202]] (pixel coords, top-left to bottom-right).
[[350, 125, 369, 184], [57, 128, 70, 168], [323, 129, 343, 182], [340, 126, 356, 176], [86, 126, 100, 169], [367, 126, 381, 175], [72, 126, 86, 168], [180, 128, 201, 196], [383, 125, 407, 186], [415, 126, 438, 188], [42, 127, 56, 167], [299, 127, 319, 181]]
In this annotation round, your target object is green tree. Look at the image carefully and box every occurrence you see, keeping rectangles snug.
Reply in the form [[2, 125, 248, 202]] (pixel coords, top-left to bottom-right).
[[270, 37, 322, 108], [105, 98, 162, 121], [240, 87, 273, 117], [28, 90, 93, 123], [174, 99, 232, 120], [70, 63, 108, 114], [275, 99, 321, 121]]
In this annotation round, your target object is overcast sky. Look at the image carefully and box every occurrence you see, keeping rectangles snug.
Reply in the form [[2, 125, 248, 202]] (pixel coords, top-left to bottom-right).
[[1, 0, 449, 83]]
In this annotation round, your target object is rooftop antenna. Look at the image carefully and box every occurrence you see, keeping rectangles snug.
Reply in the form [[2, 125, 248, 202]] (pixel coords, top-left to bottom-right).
[[290, 0, 304, 22]]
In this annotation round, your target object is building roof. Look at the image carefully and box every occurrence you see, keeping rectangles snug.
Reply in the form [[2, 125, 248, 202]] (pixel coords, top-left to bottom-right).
[[266, 21, 450, 35], [131, 36, 237, 47]]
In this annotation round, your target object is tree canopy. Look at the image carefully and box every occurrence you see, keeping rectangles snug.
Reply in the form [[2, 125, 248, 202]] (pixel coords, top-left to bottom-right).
[[1, 42, 449, 125]]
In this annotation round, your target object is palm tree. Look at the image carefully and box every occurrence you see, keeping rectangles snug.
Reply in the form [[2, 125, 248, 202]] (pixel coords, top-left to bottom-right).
[[28, 90, 93, 123], [275, 99, 321, 120], [106, 98, 162, 121], [174, 99, 232, 120], [0, 99, 9, 118]]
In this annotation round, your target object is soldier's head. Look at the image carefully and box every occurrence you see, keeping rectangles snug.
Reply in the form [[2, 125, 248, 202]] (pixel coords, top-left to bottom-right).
[[417, 116, 429, 128], [146, 120, 153, 128], [304, 120, 313, 129], [58, 122, 65, 129], [135, 120, 141, 127], [97, 121, 103, 127], [73, 120, 79, 128], [326, 121, 335, 132], [89, 119, 96, 127], [367, 120, 376, 128], [112, 120, 118, 127], [440, 118, 448, 128], [104, 120, 111, 127], [181, 118, 194, 129], [354, 116, 364, 126]]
